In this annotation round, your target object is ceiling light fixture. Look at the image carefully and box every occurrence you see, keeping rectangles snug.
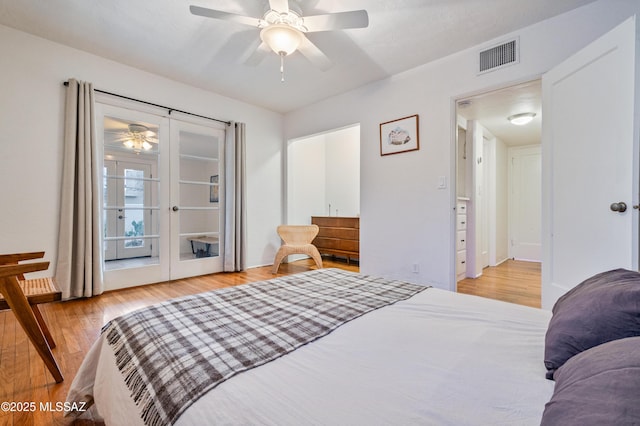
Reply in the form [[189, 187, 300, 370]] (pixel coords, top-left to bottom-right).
[[507, 112, 536, 126], [123, 124, 153, 152], [260, 23, 303, 82]]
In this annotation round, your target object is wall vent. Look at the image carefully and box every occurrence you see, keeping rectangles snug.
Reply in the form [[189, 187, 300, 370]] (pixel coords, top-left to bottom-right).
[[478, 38, 519, 74]]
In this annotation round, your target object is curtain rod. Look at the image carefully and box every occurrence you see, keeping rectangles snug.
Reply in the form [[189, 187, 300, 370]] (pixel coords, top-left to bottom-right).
[[63, 81, 231, 125]]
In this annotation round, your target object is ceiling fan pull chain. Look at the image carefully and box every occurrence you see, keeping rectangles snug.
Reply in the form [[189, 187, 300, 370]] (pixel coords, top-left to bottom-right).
[[280, 51, 285, 82]]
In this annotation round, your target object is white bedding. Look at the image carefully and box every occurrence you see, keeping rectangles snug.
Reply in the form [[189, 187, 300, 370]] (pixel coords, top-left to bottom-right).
[[67, 286, 554, 425]]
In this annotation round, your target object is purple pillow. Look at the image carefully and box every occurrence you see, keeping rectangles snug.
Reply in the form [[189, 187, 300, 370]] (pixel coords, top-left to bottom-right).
[[541, 337, 640, 425], [544, 268, 640, 379]]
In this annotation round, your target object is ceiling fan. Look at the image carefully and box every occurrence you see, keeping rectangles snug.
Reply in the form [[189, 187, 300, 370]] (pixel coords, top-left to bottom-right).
[[189, 0, 369, 81], [107, 124, 158, 153]]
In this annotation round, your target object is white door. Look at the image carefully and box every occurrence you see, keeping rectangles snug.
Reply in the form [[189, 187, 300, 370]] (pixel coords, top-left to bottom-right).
[[510, 146, 541, 262], [541, 17, 638, 309], [169, 119, 225, 279]]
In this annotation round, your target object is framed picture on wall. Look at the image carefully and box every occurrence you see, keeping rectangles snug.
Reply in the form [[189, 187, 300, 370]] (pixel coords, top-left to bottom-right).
[[210, 175, 219, 203], [379, 114, 419, 156]]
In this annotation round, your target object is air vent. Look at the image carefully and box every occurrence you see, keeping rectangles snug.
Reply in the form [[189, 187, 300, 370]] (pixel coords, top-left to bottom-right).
[[478, 38, 519, 74]]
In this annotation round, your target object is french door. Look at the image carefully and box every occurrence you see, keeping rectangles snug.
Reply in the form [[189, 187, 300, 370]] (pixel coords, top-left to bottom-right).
[[170, 120, 225, 279], [97, 102, 225, 289]]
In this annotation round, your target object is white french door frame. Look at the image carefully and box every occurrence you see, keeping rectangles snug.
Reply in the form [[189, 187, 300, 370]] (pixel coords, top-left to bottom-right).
[[169, 118, 225, 280], [97, 103, 170, 290], [96, 99, 226, 291]]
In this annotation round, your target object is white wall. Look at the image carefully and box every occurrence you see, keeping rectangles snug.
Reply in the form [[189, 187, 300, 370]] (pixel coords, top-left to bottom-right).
[[466, 120, 485, 278], [495, 138, 509, 264], [0, 24, 284, 272], [283, 0, 640, 290], [288, 134, 327, 225], [456, 124, 467, 198]]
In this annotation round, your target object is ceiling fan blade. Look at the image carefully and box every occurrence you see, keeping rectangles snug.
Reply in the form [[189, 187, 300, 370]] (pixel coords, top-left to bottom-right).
[[268, 0, 289, 13], [298, 36, 332, 71], [303, 10, 369, 32], [189, 5, 260, 27], [245, 42, 272, 66]]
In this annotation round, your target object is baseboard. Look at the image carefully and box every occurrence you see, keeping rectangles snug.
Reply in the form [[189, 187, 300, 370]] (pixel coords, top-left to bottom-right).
[[494, 257, 510, 266]]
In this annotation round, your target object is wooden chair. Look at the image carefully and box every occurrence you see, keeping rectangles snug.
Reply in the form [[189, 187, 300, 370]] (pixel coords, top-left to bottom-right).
[[272, 225, 323, 274], [0, 252, 63, 383]]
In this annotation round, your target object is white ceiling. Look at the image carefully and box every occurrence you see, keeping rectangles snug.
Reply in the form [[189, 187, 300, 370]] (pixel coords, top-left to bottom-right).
[[457, 79, 542, 147], [0, 0, 596, 114]]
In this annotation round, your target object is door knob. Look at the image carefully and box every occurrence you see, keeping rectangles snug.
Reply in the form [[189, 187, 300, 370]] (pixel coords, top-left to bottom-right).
[[610, 202, 627, 213], [172, 206, 180, 212]]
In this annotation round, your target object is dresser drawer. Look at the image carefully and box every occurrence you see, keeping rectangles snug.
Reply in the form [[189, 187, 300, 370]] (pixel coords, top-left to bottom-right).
[[313, 237, 359, 252], [317, 227, 359, 240], [456, 202, 468, 215], [312, 216, 359, 229], [456, 250, 467, 275], [456, 230, 467, 251], [456, 214, 467, 230]]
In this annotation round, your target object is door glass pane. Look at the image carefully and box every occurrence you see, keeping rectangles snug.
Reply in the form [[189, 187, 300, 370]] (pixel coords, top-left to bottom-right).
[[123, 168, 145, 249], [103, 116, 160, 270], [178, 130, 221, 260]]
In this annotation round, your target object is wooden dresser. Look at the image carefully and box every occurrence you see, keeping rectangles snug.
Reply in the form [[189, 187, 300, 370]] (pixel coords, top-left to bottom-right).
[[311, 216, 359, 263]]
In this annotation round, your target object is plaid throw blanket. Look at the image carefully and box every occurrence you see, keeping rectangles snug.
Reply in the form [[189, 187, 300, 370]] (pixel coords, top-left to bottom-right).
[[103, 268, 428, 425]]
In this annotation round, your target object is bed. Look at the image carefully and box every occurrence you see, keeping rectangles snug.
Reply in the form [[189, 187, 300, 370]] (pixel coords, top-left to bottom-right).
[[66, 268, 560, 425]]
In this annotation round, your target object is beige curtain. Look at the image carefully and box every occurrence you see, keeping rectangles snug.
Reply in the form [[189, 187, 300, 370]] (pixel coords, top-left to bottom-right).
[[55, 79, 103, 299], [223, 122, 247, 271]]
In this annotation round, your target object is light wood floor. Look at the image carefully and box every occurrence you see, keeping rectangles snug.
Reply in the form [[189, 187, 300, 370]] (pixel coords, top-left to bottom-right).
[[457, 259, 541, 308], [0, 258, 537, 425]]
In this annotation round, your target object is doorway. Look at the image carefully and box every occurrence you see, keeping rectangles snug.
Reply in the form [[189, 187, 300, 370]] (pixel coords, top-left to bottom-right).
[[454, 80, 542, 303], [285, 124, 360, 266], [287, 124, 360, 223]]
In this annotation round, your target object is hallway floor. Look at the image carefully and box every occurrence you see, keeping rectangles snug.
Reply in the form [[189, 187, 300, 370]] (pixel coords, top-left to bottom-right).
[[456, 260, 541, 308]]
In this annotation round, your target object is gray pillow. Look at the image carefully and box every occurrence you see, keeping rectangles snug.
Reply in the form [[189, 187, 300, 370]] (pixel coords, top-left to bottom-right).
[[541, 337, 640, 425], [544, 268, 640, 379]]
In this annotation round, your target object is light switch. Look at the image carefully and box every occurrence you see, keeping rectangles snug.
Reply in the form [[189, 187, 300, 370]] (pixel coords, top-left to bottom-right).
[[437, 175, 447, 189]]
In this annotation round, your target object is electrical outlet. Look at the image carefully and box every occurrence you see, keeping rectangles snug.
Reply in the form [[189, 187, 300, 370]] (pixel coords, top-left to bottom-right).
[[412, 263, 420, 273]]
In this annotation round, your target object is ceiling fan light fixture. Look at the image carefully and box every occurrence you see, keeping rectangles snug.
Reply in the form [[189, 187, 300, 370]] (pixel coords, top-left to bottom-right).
[[260, 24, 303, 56], [507, 112, 536, 126], [121, 124, 155, 152]]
